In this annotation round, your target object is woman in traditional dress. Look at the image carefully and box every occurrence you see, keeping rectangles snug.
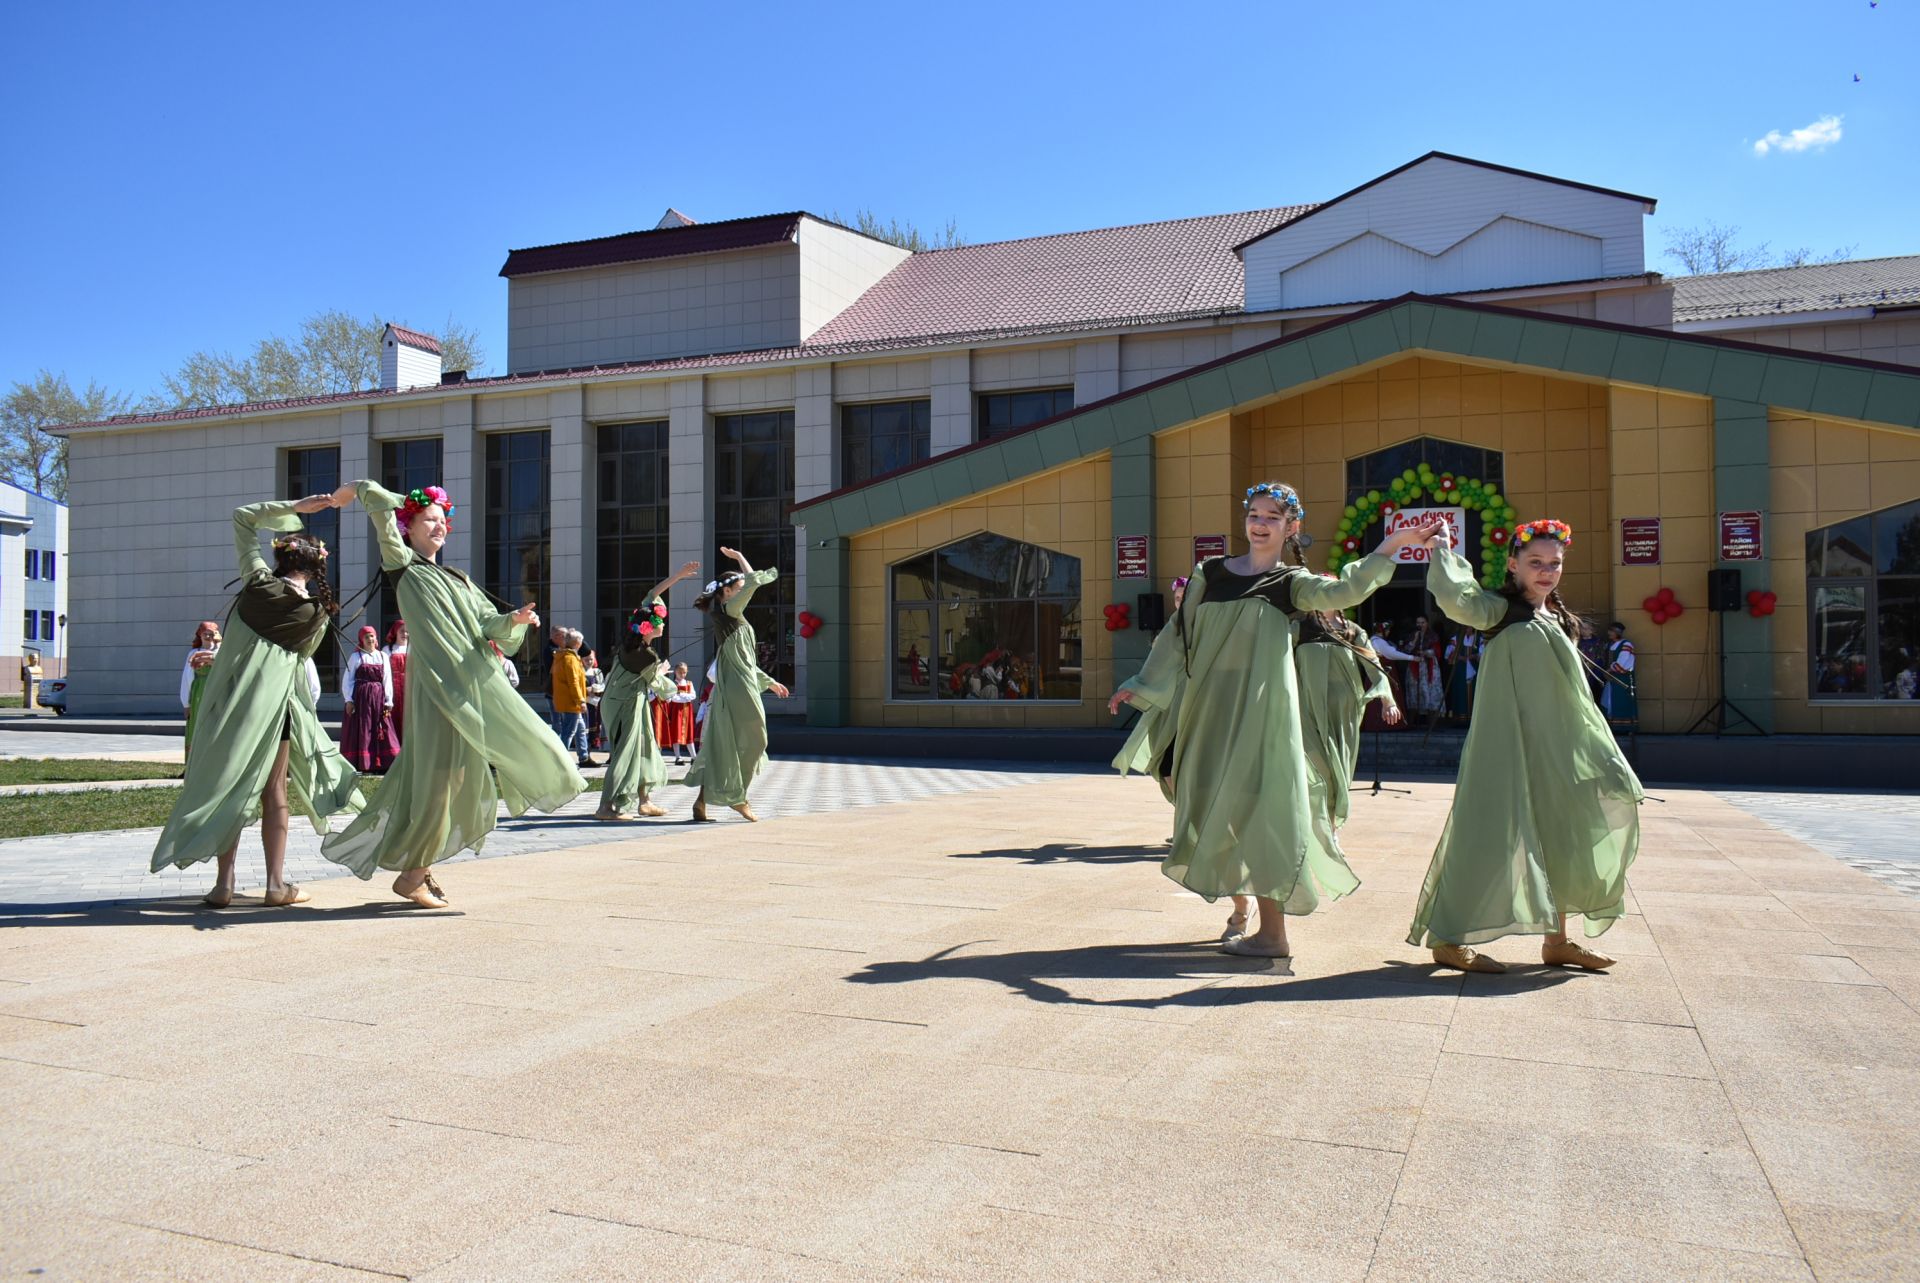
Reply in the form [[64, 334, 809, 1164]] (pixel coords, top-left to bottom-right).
[[1601, 621, 1638, 725], [1443, 627, 1479, 722], [682, 546, 790, 822], [654, 661, 698, 765], [341, 625, 400, 773], [1404, 615, 1445, 716], [320, 481, 586, 907], [1296, 607, 1403, 864], [383, 619, 410, 739], [151, 496, 364, 907], [596, 561, 700, 821], [1364, 622, 1413, 732], [1406, 520, 1642, 973], [179, 620, 221, 758], [1110, 482, 1437, 958]]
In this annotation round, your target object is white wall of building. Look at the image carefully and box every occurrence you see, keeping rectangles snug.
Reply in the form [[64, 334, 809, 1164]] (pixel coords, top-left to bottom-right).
[[0, 481, 68, 689], [797, 218, 912, 341]]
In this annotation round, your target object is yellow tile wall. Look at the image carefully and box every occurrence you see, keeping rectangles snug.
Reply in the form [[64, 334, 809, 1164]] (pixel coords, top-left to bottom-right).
[[848, 454, 1115, 728]]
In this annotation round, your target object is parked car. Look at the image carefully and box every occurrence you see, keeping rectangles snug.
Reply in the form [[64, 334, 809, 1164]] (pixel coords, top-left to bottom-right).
[[38, 677, 67, 714]]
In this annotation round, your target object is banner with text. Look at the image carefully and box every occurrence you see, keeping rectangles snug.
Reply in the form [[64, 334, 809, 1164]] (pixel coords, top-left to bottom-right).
[[1384, 507, 1465, 564]]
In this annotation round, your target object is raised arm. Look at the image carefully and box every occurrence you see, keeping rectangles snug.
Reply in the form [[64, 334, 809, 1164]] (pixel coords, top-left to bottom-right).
[[718, 545, 778, 620], [232, 499, 312, 582], [643, 560, 701, 611], [1424, 543, 1510, 631], [348, 480, 412, 572]]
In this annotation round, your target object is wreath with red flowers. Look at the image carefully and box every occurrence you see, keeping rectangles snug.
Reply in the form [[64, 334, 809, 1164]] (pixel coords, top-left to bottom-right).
[[628, 599, 667, 639], [396, 485, 456, 533]]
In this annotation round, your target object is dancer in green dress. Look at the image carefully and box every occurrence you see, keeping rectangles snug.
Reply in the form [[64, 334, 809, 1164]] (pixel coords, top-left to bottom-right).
[[180, 619, 222, 757], [151, 496, 364, 908], [320, 481, 587, 906], [1296, 609, 1403, 862], [595, 560, 701, 822], [1111, 482, 1438, 957], [1406, 520, 1642, 973], [682, 546, 790, 822]]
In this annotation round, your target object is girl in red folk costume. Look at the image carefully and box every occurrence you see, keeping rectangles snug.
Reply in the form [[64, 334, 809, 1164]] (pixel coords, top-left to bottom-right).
[[341, 625, 400, 773], [655, 660, 698, 766], [383, 620, 410, 739]]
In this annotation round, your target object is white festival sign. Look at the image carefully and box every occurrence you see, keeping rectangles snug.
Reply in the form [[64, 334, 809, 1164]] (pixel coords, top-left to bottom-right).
[[1383, 506, 1465, 564]]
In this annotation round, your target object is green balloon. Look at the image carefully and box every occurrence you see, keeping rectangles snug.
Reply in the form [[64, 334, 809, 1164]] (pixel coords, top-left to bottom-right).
[[1484, 490, 1502, 506], [1502, 507, 1517, 524], [1343, 505, 1357, 518], [1390, 478, 1406, 493], [1368, 490, 1381, 503], [1409, 488, 1423, 501], [1402, 469, 1417, 482]]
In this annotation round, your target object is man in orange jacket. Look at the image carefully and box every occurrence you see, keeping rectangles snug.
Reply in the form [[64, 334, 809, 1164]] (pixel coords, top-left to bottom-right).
[[551, 631, 592, 767]]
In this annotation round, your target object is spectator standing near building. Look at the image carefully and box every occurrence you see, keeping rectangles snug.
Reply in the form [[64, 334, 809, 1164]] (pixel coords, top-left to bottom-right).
[[551, 631, 591, 767]]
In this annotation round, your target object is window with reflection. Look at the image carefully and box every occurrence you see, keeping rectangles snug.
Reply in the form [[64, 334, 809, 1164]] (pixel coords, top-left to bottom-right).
[[596, 421, 671, 658], [890, 534, 1082, 701], [977, 388, 1073, 442], [485, 430, 551, 696], [1805, 499, 1920, 699], [842, 399, 930, 485], [715, 410, 795, 685], [379, 437, 444, 631], [286, 446, 341, 692]]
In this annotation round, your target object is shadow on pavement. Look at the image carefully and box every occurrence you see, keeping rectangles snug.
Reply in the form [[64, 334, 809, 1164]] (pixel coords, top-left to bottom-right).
[[0, 897, 461, 929], [845, 940, 1576, 1008], [949, 842, 1167, 866]]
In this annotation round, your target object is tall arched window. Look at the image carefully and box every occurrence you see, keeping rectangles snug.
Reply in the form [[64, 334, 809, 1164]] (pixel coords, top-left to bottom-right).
[[1806, 499, 1920, 699], [891, 534, 1083, 702]]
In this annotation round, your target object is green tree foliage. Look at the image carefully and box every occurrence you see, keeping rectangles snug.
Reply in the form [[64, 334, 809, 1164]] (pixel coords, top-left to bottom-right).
[[0, 371, 134, 499], [158, 311, 486, 409]]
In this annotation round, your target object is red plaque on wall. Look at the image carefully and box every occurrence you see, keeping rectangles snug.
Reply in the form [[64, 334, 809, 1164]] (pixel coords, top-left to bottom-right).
[[1718, 511, 1764, 562], [1193, 534, 1227, 561], [1620, 517, 1661, 566], [1116, 535, 1150, 579]]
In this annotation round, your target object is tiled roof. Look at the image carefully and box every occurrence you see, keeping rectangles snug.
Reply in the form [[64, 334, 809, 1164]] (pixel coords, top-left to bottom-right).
[[1672, 255, 1920, 323], [385, 323, 442, 354], [498, 212, 806, 277], [807, 206, 1313, 346]]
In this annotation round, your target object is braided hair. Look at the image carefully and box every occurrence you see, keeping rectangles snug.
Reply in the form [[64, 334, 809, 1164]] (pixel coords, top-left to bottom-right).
[[272, 533, 339, 618], [695, 572, 748, 643]]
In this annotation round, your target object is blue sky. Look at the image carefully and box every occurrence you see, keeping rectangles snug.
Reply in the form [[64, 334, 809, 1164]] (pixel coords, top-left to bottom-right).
[[3, 0, 1913, 399]]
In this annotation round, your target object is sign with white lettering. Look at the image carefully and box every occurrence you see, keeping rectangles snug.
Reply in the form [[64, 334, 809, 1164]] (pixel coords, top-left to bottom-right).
[[1384, 507, 1464, 564]]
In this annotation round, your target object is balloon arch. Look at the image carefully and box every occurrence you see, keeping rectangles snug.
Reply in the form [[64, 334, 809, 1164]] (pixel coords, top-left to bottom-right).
[[1323, 460, 1520, 589]]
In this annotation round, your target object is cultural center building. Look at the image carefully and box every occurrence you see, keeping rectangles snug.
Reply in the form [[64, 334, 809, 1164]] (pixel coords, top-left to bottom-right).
[[54, 154, 1920, 746]]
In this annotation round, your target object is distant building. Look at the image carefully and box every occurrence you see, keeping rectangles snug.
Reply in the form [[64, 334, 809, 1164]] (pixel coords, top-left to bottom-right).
[[0, 481, 70, 692]]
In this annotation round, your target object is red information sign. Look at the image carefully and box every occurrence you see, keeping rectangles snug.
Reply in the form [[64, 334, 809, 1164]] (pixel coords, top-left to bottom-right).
[[1718, 511, 1764, 562], [1116, 534, 1150, 579], [1192, 534, 1227, 562], [1621, 517, 1661, 566]]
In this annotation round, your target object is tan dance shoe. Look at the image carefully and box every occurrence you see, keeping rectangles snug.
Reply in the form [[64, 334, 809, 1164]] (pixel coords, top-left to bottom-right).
[[393, 875, 448, 909], [1542, 940, 1616, 971], [637, 802, 667, 817], [691, 792, 710, 823], [262, 882, 310, 907], [593, 807, 633, 822], [1432, 943, 1506, 973], [731, 802, 759, 823], [1220, 910, 1249, 942], [1221, 935, 1291, 958], [203, 886, 234, 909]]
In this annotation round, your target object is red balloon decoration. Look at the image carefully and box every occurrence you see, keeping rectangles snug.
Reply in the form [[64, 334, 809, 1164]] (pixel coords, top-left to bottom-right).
[[1645, 587, 1684, 625], [798, 610, 825, 639], [1746, 589, 1778, 618], [1103, 603, 1131, 632]]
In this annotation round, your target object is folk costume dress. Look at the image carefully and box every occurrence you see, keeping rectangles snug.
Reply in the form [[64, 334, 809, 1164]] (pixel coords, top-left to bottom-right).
[[341, 648, 401, 772], [654, 676, 697, 754], [151, 502, 363, 873], [1113, 553, 1397, 911], [1295, 619, 1396, 858], [1406, 545, 1643, 948], [1602, 637, 1638, 724], [384, 633, 409, 738], [599, 623, 679, 815], [682, 568, 779, 807], [320, 481, 586, 876], [179, 647, 217, 752]]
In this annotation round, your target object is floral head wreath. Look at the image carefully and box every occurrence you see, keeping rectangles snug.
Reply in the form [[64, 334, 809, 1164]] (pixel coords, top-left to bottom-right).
[[1243, 482, 1305, 521], [396, 485, 456, 534], [1171, 575, 1189, 594], [702, 572, 746, 597], [271, 534, 327, 561], [628, 599, 668, 640], [1514, 519, 1574, 548]]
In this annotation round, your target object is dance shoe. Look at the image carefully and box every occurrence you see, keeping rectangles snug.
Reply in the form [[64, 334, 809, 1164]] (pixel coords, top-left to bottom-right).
[[692, 793, 711, 823], [1220, 911, 1249, 942], [1221, 935, 1291, 958], [731, 803, 759, 823], [394, 875, 449, 909], [263, 882, 311, 907], [203, 886, 234, 909], [1432, 943, 1506, 973], [1542, 940, 1616, 971], [637, 803, 667, 817]]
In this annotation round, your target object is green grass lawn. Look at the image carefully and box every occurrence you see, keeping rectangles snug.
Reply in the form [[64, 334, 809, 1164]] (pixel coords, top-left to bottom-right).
[[0, 775, 385, 840], [0, 759, 186, 787], [0, 695, 23, 708]]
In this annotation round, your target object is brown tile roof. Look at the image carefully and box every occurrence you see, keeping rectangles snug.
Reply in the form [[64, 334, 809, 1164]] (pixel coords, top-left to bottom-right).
[[499, 212, 805, 277], [385, 323, 442, 354], [807, 206, 1312, 345], [1672, 254, 1920, 323]]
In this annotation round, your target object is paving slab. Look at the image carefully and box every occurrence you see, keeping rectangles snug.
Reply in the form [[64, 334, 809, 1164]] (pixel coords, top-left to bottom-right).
[[1, 771, 1917, 1280]]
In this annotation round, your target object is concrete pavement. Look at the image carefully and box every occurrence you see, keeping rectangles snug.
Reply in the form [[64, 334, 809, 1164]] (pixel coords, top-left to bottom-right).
[[2, 768, 1917, 1280]]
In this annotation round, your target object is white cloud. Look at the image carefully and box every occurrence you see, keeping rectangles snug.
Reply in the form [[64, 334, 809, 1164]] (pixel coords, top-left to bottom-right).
[[1753, 114, 1844, 157]]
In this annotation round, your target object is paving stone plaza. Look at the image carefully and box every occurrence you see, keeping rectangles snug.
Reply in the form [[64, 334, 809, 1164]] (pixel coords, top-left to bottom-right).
[[1, 728, 1917, 1280]]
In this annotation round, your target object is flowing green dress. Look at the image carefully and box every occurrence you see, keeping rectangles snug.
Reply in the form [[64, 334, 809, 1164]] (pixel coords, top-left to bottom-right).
[[1406, 546, 1644, 947], [183, 659, 212, 750], [151, 502, 364, 872], [320, 481, 586, 876], [682, 568, 779, 807], [599, 624, 679, 815], [1296, 621, 1395, 858], [1113, 553, 1396, 911]]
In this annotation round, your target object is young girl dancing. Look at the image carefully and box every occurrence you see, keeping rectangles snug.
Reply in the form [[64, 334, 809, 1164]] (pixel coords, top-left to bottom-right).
[[1406, 520, 1642, 972], [1111, 483, 1436, 957], [320, 481, 586, 907], [682, 546, 790, 822], [341, 625, 400, 773], [151, 496, 363, 907], [179, 620, 222, 758], [595, 561, 700, 821]]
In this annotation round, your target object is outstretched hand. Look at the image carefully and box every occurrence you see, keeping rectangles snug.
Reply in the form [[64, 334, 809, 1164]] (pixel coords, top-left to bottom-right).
[[330, 482, 358, 508], [768, 681, 790, 699], [720, 545, 750, 568], [674, 559, 701, 582], [293, 493, 335, 514], [512, 602, 539, 628], [1378, 514, 1446, 557], [1108, 688, 1137, 716]]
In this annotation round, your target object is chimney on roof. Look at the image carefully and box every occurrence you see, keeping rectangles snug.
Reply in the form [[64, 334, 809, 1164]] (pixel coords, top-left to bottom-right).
[[380, 323, 443, 391], [655, 208, 697, 229]]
